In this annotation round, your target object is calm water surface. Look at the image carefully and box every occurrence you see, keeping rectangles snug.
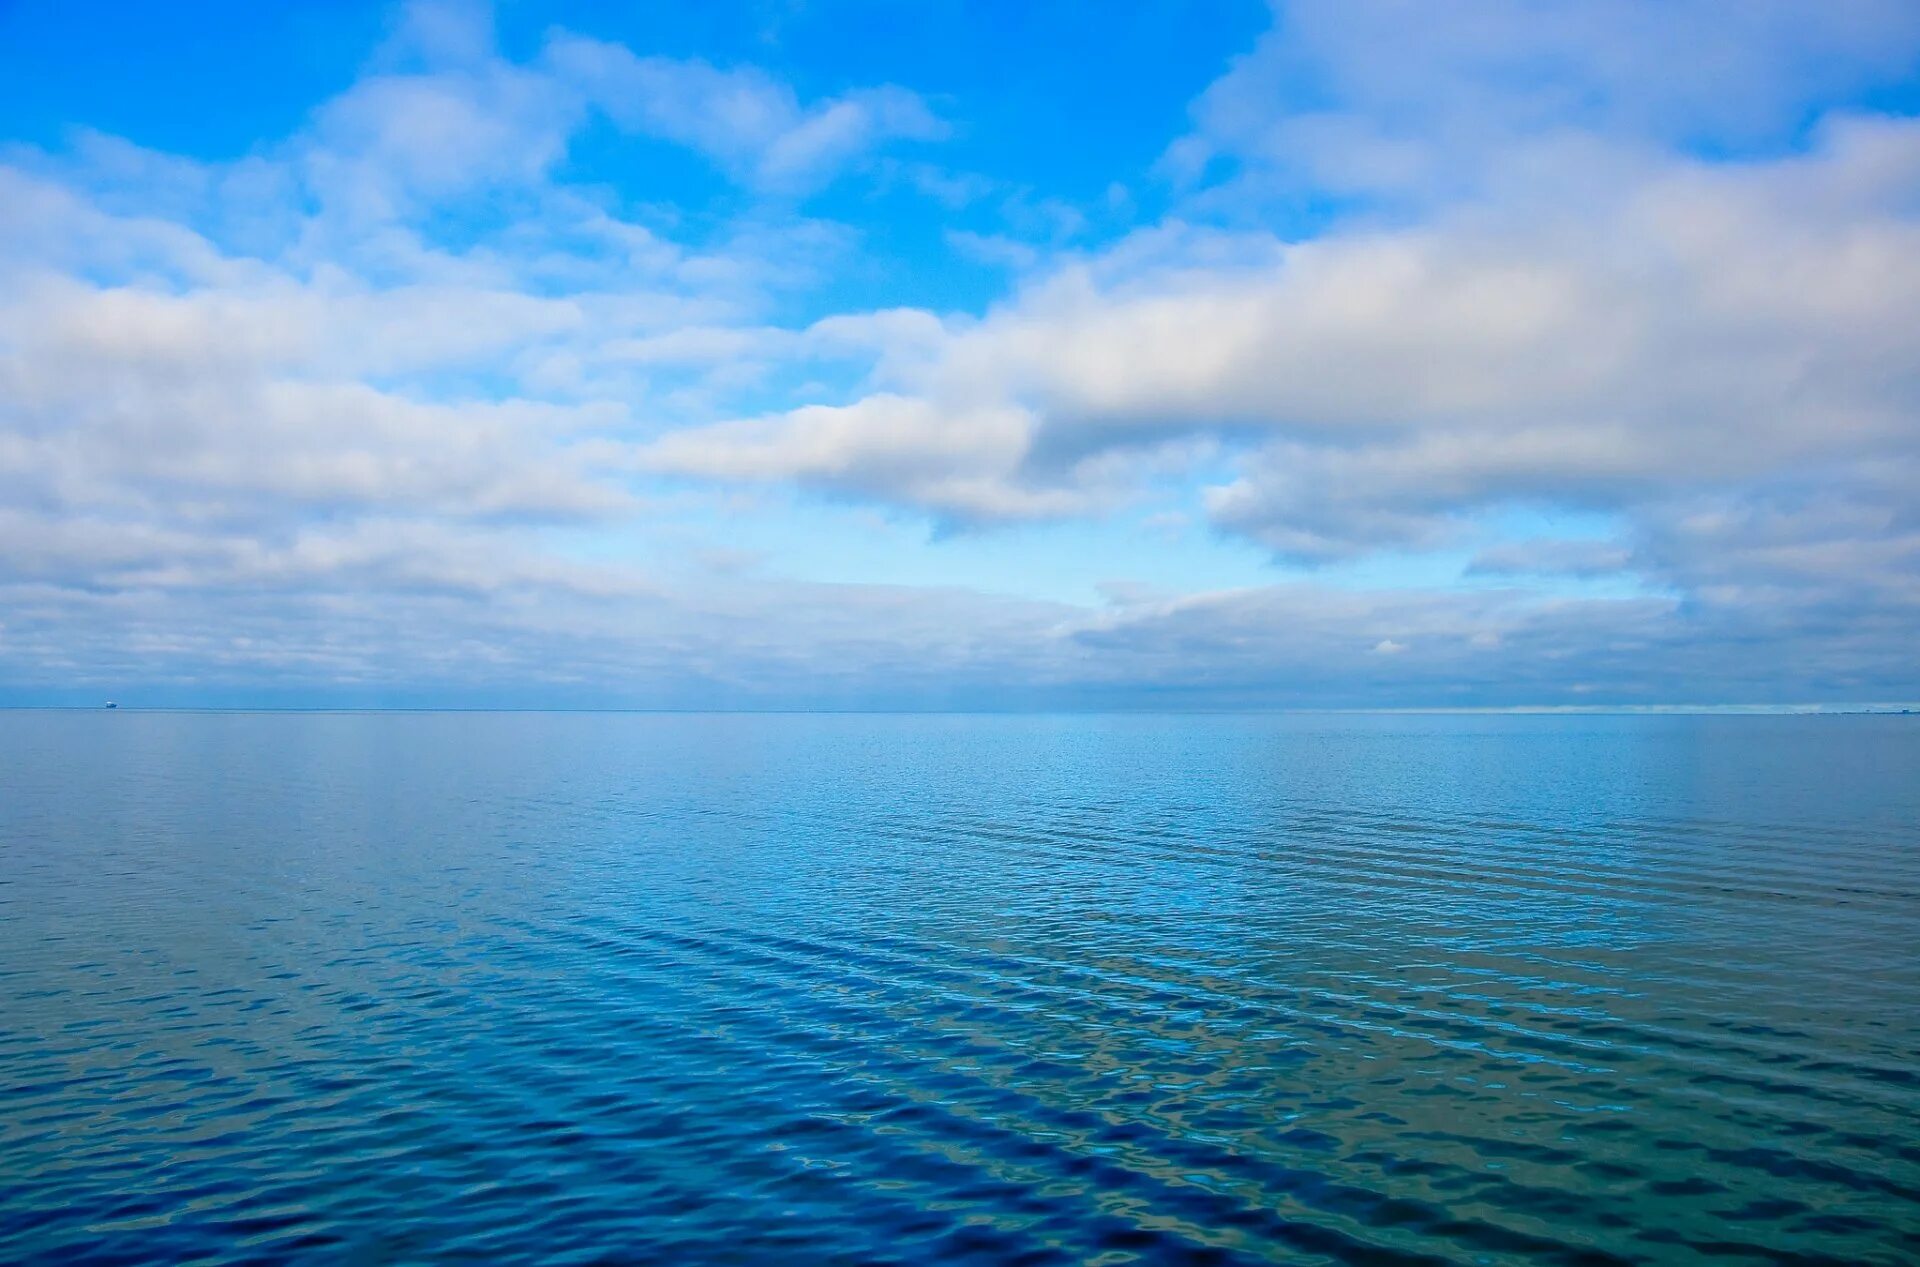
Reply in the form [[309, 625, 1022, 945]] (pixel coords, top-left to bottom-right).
[[2, 712, 1917, 1265]]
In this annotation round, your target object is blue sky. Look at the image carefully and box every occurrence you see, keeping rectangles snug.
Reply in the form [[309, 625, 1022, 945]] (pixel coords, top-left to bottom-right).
[[2, 0, 1918, 708]]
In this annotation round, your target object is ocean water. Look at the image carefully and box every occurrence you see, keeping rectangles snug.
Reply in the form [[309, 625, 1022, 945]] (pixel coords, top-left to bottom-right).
[[1, 712, 1917, 1266]]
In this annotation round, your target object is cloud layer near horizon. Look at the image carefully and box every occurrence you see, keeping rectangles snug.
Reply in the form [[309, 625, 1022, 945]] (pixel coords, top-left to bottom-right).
[[2, 0, 1918, 707]]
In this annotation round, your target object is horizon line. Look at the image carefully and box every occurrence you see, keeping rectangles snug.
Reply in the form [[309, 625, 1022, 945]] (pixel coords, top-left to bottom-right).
[[4, 704, 1917, 717]]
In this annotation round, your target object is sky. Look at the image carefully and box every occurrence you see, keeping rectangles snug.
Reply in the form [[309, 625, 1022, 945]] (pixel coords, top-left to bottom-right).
[[2, 0, 1919, 709]]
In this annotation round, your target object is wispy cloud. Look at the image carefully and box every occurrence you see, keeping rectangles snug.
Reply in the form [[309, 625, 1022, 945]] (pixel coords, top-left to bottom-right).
[[548, 37, 946, 194]]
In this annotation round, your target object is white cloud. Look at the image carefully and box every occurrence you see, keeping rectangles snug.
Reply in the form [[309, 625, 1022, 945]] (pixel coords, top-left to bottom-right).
[[1173, 0, 1920, 204], [3, 0, 1917, 705], [640, 395, 1090, 520], [651, 118, 1920, 566], [545, 36, 945, 194]]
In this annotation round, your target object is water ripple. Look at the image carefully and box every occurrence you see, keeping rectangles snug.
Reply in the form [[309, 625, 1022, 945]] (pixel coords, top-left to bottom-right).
[[2, 711, 1917, 1264]]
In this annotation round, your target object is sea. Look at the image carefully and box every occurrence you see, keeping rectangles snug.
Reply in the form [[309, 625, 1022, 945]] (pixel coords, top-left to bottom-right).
[[2, 711, 1916, 1265]]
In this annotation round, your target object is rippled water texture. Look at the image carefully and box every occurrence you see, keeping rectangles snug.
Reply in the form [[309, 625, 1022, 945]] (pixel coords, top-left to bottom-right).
[[3, 713, 1918, 1264]]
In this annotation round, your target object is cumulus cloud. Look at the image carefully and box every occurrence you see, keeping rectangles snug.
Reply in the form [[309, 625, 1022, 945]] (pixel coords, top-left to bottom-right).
[[641, 395, 1103, 520], [3, 0, 1917, 706], [1170, 0, 1920, 200], [614, 2, 1920, 703], [0, 0, 971, 705], [651, 120, 1920, 554]]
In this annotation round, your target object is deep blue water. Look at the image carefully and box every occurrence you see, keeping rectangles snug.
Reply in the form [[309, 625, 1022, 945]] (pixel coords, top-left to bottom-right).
[[2, 711, 1917, 1265]]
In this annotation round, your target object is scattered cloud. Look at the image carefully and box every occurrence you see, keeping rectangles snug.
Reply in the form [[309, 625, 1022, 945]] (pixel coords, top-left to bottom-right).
[[547, 37, 945, 194], [2, 0, 1917, 705], [657, 120, 1920, 564]]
